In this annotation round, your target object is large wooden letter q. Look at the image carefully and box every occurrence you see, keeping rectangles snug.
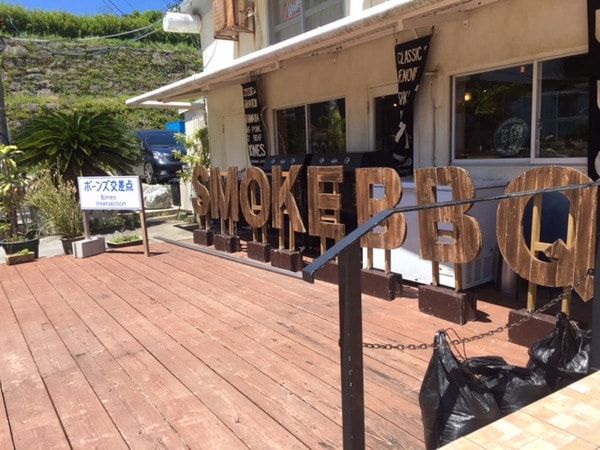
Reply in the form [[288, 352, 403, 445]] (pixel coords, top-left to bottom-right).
[[497, 166, 596, 300]]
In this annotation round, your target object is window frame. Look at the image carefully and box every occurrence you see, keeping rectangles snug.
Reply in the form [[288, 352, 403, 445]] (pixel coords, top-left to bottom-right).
[[451, 52, 588, 167], [269, 0, 345, 45], [274, 97, 347, 156]]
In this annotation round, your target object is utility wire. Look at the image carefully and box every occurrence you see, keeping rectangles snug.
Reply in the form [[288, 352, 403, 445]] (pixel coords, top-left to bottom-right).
[[102, 0, 124, 16], [6, 19, 161, 44]]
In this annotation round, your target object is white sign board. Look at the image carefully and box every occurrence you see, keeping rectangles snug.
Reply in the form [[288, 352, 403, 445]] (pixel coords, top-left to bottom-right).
[[78, 176, 142, 211]]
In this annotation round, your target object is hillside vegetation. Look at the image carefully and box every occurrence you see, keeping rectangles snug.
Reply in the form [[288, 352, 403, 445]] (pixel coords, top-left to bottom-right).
[[0, 4, 202, 133]]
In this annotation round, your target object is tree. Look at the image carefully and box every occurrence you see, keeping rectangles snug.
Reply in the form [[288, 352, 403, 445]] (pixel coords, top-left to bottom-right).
[[13, 110, 141, 186], [174, 127, 210, 182]]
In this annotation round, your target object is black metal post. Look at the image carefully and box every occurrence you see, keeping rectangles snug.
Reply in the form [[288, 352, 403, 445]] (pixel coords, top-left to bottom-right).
[[592, 191, 600, 371], [337, 240, 365, 449]]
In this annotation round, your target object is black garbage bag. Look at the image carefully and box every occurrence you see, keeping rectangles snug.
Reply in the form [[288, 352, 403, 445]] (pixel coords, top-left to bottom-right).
[[419, 331, 502, 450], [464, 356, 550, 415], [527, 312, 591, 392]]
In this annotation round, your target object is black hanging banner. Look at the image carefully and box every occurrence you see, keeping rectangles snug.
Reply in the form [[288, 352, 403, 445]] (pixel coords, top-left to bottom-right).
[[394, 35, 432, 176], [588, 0, 600, 179], [242, 80, 267, 167]]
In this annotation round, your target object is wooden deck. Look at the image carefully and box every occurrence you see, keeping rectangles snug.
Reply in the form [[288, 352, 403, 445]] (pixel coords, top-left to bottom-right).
[[0, 241, 533, 449]]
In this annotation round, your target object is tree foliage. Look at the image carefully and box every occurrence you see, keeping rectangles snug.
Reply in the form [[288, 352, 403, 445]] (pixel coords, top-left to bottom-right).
[[174, 127, 210, 182], [13, 110, 141, 186], [0, 3, 192, 45]]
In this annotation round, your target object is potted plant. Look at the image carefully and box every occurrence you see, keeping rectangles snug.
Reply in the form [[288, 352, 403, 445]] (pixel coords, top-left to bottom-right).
[[25, 169, 84, 255], [0, 144, 39, 258], [174, 127, 210, 213], [5, 248, 35, 265], [106, 233, 143, 249]]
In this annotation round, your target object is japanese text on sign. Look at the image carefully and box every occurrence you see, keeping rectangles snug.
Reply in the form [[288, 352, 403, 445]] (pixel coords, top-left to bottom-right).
[[78, 176, 142, 210]]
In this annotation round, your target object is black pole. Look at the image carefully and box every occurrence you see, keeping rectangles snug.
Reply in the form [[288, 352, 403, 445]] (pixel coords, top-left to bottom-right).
[[337, 240, 365, 449], [592, 190, 600, 371], [592, 11, 600, 363]]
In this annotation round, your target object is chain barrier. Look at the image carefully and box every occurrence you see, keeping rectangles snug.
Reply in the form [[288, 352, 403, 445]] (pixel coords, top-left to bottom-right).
[[362, 268, 594, 352]]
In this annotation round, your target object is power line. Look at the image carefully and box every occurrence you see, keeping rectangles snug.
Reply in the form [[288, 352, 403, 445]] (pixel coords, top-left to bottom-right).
[[122, 0, 136, 14], [103, 0, 124, 16], [102, 0, 118, 16]]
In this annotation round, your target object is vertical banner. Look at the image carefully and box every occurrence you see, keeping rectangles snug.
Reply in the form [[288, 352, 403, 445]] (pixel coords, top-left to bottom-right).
[[242, 80, 267, 167], [588, 0, 600, 178], [394, 35, 432, 176]]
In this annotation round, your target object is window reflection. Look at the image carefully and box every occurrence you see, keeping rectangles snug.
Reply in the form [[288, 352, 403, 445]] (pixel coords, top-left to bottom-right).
[[276, 99, 346, 155], [269, 0, 344, 44], [453, 54, 588, 160], [455, 65, 533, 159], [539, 55, 588, 158]]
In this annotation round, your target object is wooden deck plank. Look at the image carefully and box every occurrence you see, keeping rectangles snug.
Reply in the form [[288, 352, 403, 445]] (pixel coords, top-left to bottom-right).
[[108, 247, 528, 449], [113, 252, 425, 447], [22, 261, 188, 449], [7, 264, 128, 448], [0, 268, 70, 449], [74, 254, 343, 449], [0, 241, 537, 449], [43, 257, 249, 449], [0, 379, 12, 449]]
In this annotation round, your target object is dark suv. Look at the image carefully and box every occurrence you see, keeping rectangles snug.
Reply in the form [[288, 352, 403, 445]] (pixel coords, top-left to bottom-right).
[[136, 130, 186, 184]]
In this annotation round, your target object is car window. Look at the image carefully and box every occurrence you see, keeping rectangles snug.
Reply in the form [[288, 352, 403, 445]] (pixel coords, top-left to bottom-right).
[[145, 134, 177, 146]]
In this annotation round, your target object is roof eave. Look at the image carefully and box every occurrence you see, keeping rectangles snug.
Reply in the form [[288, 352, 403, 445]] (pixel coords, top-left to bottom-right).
[[126, 0, 490, 108]]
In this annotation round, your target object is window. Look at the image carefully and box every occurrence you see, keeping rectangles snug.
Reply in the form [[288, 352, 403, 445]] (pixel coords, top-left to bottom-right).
[[275, 99, 346, 155], [269, 0, 345, 44], [453, 53, 588, 162]]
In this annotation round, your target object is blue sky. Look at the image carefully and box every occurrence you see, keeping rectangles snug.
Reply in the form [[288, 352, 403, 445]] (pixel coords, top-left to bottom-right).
[[1, 0, 174, 16]]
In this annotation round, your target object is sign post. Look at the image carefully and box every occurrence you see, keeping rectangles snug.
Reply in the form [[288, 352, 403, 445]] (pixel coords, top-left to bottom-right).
[[78, 176, 150, 257]]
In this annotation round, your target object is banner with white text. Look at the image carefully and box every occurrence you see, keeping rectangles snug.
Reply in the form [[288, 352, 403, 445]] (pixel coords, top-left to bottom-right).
[[394, 35, 432, 176], [242, 80, 267, 167]]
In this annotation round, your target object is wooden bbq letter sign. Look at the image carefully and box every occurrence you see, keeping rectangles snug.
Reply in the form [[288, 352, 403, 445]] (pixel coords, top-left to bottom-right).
[[189, 163, 596, 297]]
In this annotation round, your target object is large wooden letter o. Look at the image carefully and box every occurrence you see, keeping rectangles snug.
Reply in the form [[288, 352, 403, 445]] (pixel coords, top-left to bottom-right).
[[240, 167, 271, 229]]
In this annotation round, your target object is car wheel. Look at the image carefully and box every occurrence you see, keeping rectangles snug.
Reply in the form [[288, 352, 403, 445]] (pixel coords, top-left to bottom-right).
[[143, 161, 156, 184]]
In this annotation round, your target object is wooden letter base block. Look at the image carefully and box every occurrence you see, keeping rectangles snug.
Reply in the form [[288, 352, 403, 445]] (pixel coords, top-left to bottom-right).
[[314, 261, 339, 285], [313, 264, 402, 301], [418, 284, 476, 325], [361, 269, 402, 301], [193, 229, 214, 247], [270, 248, 303, 272], [214, 233, 241, 253], [507, 308, 556, 348], [247, 241, 271, 262]]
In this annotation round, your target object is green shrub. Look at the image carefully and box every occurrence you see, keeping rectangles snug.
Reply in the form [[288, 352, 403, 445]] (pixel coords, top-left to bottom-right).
[[25, 170, 83, 238]]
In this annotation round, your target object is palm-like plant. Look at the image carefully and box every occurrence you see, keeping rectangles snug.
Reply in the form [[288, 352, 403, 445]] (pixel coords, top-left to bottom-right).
[[13, 110, 141, 186]]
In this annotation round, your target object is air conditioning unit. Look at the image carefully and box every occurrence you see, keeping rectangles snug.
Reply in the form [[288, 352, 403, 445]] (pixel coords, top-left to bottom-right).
[[365, 179, 507, 290], [213, 0, 254, 40]]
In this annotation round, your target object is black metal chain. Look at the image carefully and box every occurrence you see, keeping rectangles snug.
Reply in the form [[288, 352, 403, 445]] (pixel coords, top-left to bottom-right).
[[362, 268, 594, 351]]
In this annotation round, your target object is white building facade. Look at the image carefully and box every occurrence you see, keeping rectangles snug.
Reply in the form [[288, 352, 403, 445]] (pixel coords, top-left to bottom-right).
[[128, 0, 592, 183]]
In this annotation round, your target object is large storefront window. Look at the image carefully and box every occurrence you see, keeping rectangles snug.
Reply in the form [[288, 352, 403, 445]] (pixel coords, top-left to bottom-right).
[[269, 0, 344, 44], [453, 53, 588, 161], [275, 99, 346, 155]]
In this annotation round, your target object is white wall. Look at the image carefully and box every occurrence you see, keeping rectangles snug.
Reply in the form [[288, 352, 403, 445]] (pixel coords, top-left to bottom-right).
[[204, 0, 589, 181]]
